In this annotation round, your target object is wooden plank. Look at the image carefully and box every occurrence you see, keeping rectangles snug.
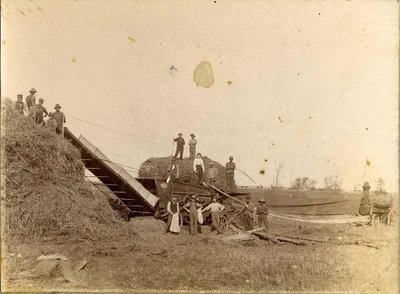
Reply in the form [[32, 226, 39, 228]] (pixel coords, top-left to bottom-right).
[[73, 260, 88, 272], [228, 224, 241, 233], [251, 232, 279, 243], [31, 260, 59, 276], [60, 260, 78, 283]]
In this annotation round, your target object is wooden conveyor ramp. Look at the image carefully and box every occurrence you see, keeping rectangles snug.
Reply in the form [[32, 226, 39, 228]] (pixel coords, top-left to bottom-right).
[[64, 128, 159, 217]]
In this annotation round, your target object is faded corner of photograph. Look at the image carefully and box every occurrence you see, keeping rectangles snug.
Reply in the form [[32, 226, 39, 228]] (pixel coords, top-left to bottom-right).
[[1, 0, 399, 293]]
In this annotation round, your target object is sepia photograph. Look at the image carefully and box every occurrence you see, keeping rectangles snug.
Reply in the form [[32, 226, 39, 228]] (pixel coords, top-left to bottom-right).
[[1, 0, 399, 292]]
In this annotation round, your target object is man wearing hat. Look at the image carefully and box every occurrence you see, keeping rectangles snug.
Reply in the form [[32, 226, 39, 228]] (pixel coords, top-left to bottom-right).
[[173, 133, 185, 160], [35, 98, 48, 125], [25, 88, 37, 119], [193, 153, 205, 184], [53, 104, 66, 136], [207, 162, 219, 186], [256, 197, 269, 231], [184, 193, 202, 235], [188, 133, 197, 160], [225, 156, 236, 193], [243, 195, 256, 231], [14, 94, 26, 115], [166, 195, 180, 234]]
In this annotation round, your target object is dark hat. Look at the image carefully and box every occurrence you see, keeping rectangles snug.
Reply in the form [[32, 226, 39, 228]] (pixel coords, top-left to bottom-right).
[[17, 94, 23, 98], [178, 133, 182, 135], [197, 153, 202, 156], [29, 88, 37, 93], [246, 195, 251, 199], [229, 156, 233, 160], [258, 197, 266, 203], [38, 98, 44, 102], [54, 104, 61, 109], [190, 133, 195, 137], [48, 112, 53, 116], [210, 162, 214, 166]]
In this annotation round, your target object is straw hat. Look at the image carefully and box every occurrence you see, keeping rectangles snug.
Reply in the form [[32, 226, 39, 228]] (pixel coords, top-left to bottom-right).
[[258, 197, 266, 203]]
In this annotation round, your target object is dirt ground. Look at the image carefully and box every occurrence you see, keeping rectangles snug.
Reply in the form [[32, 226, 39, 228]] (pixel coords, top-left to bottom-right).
[[2, 215, 398, 293]]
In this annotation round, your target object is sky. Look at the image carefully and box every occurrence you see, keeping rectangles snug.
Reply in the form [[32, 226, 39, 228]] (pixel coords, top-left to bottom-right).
[[1, 0, 398, 191]]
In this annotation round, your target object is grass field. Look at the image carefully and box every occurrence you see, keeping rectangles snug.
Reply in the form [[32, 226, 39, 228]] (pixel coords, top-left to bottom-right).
[[2, 190, 398, 293]]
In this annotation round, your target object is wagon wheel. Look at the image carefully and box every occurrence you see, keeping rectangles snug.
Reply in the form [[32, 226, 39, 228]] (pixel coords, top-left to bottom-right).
[[371, 214, 380, 226], [217, 215, 228, 233], [387, 210, 396, 225]]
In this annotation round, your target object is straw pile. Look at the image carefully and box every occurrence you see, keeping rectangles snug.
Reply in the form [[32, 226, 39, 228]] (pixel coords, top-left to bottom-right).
[[1, 99, 135, 242], [138, 156, 227, 189]]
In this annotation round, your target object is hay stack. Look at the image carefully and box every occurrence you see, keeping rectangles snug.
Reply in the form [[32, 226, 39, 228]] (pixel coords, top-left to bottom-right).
[[1, 99, 135, 242], [138, 156, 227, 189]]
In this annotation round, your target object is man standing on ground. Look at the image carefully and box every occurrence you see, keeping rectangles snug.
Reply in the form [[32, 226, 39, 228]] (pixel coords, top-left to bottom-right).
[[225, 156, 236, 193], [173, 133, 185, 159], [35, 98, 48, 125], [14, 94, 26, 115], [188, 134, 197, 160], [193, 153, 205, 184], [207, 162, 218, 186], [25, 88, 37, 119], [53, 104, 66, 136], [256, 197, 269, 231], [243, 195, 256, 231], [166, 196, 180, 234], [202, 196, 225, 233], [184, 194, 202, 235]]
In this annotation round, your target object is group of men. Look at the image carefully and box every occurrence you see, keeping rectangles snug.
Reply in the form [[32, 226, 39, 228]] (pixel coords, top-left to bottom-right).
[[172, 133, 237, 192], [166, 194, 226, 235], [165, 193, 269, 235], [14, 88, 66, 136]]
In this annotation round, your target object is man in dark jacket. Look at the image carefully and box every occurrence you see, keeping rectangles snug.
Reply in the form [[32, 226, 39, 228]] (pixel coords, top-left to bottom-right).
[[173, 133, 185, 159]]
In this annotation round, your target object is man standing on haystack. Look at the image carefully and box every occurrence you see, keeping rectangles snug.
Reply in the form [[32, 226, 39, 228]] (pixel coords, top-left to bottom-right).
[[193, 153, 205, 184], [46, 113, 58, 133], [53, 104, 66, 136], [225, 156, 236, 193], [243, 195, 256, 231], [173, 133, 185, 160], [166, 196, 180, 234], [207, 162, 218, 186], [25, 88, 37, 119], [14, 94, 26, 115], [35, 98, 48, 125], [188, 133, 197, 160], [166, 157, 180, 183]]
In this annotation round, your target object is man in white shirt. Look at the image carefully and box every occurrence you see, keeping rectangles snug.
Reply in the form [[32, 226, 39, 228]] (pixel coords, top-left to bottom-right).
[[193, 153, 205, 184], [202, 196, 225, 233], [188, 134, 197, 160]]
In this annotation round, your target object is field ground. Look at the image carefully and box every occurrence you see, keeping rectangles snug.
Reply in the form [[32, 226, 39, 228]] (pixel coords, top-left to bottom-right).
[[2, 190, 398, 292], [2, 214, 398, 293]]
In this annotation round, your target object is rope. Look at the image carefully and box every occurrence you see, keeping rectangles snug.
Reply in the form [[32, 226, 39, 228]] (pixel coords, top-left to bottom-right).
[[68, 114, 169, 151]]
